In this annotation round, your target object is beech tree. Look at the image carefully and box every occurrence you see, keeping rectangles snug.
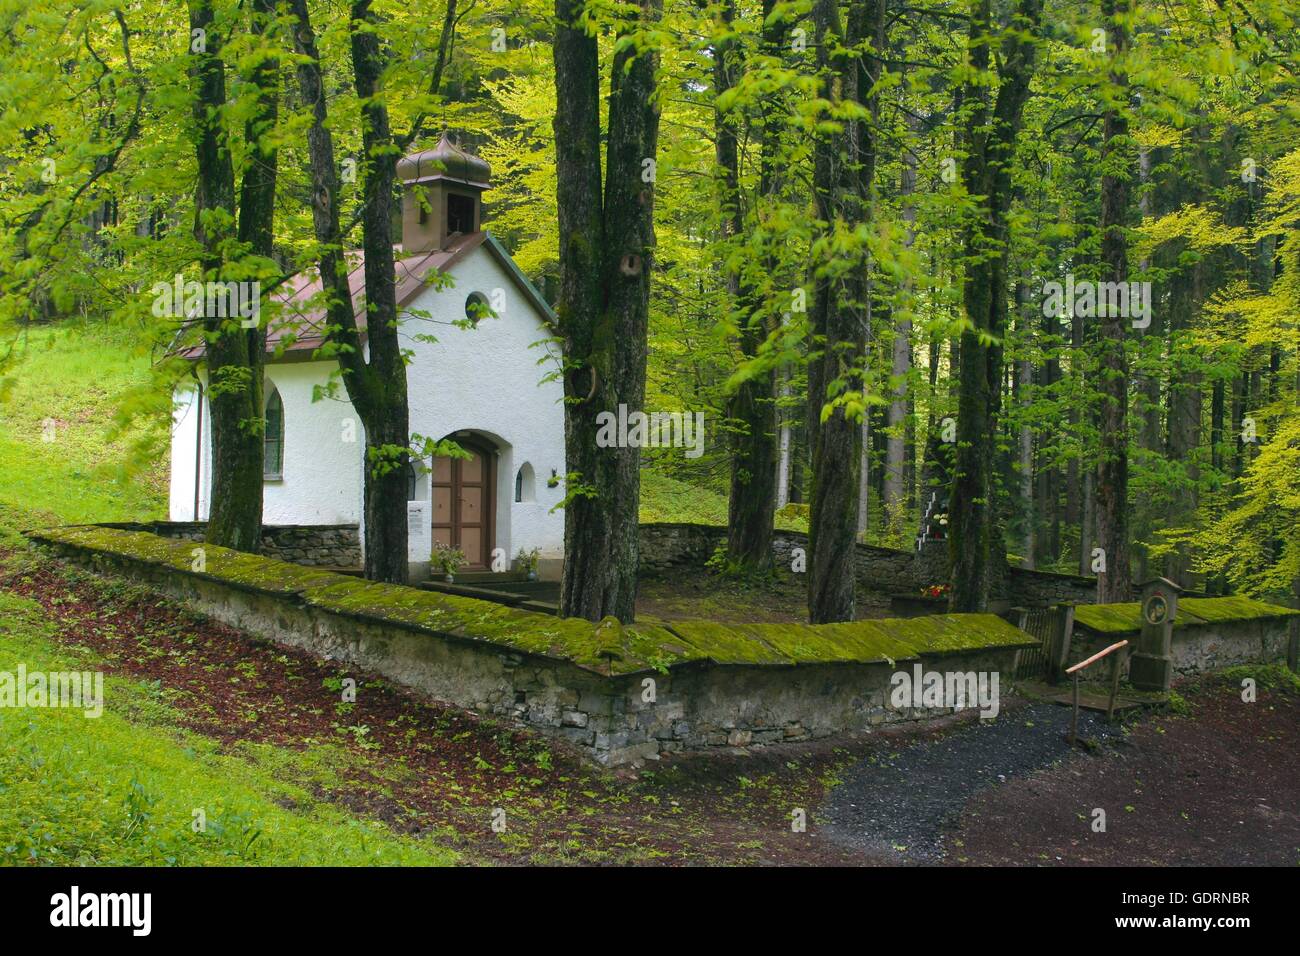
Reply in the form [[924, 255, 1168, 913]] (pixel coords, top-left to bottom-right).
[[805, 0, 886, 623], [552, 0, 662, 622], [947, 0, 1042, 613], [1094, 0, 1133, 601], [187, 0, 280, 554]]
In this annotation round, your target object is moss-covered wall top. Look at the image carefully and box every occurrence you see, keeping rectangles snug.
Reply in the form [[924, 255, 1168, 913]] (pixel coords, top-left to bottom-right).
[[1073, 595, 1300, 636], [28, 525, 1035, 675]]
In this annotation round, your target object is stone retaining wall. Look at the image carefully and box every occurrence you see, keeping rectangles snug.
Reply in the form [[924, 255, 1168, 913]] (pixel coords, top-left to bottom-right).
[[29, 526, 1034, 767], [1071, 616, 1298, 680], [95, 521, 361, 567]]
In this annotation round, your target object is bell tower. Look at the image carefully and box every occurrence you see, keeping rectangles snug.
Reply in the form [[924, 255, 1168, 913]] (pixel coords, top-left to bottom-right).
[[396, 133, 491, 253]]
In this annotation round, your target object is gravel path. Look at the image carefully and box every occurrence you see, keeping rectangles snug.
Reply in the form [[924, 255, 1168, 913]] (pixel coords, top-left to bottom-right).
[[821, 702, 1125, 863]]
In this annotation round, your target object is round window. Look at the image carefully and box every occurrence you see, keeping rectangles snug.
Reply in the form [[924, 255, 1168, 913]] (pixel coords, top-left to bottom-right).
[[465, 291, 490, 324]]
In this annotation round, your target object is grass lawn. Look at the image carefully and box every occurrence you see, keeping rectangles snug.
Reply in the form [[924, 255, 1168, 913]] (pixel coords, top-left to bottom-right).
[[0, 590, 455, 865], [0, 324, 167, 538]]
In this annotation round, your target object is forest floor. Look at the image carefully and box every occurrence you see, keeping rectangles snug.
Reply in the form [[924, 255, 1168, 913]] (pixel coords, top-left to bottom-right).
[[4, 546, 1296, 866]]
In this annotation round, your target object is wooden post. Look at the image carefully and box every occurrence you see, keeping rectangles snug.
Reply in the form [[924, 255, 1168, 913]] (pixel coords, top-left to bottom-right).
[[1288, 617, 1298, 674], [1048, 604, 1074, 685], [1069, 673, 1080, 746], [1107, 647, 1124, 721]]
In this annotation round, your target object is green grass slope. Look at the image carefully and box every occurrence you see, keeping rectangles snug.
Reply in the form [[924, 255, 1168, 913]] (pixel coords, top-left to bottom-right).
[[0, 325, 166, 535], [0, 589, 455, 866]]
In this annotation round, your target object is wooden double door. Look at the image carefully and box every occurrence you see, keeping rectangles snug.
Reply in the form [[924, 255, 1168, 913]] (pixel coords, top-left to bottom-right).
[[431, 439, 495, 570]]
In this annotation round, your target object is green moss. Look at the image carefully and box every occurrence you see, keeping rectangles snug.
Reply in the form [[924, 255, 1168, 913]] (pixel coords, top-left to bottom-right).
[[305, 577, 616, 668], [886, 614, 1039, 655], [1074, 595, 1299, 635], [29, 526, 345, 595], [1072, 603, 1145, 634], [28, 526, 1041, 676], [1179, 596, 1300, 624], [654, 614, 1029, 667]]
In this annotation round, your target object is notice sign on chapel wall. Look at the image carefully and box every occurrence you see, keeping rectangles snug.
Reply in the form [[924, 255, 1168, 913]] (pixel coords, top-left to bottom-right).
[[407, 501, 429, 561]]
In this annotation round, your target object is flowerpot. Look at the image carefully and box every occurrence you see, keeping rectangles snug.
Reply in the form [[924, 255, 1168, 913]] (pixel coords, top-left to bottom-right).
[[527, 570, 538, 582], [444, 573, 455, 583]]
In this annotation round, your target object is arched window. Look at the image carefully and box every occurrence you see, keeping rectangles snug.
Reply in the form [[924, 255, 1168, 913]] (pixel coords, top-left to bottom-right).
[[406, 461, 420, 501], [514, 462, 535, 503], [263, 387, 284, 480]]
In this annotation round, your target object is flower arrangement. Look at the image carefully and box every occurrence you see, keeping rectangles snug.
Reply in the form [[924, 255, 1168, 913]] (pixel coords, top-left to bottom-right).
[[921, 583, 950, 600], [432, 542, 465, 581], [515, 547, 541, 581]]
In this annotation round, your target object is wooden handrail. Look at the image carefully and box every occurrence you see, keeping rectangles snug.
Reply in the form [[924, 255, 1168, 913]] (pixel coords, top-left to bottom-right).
[[1066, 639, 1129, 675], [1066, 639, 1132, 744]]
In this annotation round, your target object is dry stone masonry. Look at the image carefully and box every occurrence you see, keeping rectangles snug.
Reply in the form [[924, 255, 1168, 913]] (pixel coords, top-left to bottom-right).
[[30, 525, 1035, 767], [95, 521, 362, 567]]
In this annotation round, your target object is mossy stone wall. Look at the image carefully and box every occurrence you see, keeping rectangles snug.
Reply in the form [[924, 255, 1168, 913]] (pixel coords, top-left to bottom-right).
[[29, 525, 1037, 767], [96, 520, 361, 567]]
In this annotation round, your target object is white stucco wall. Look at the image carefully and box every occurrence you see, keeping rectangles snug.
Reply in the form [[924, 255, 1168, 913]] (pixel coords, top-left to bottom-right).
[[399, 242, 567, 562], [168, 239, 567, 568], [168, 362, 363, 526], [262, 361, 364, 525], [168, 382, 207, 522]]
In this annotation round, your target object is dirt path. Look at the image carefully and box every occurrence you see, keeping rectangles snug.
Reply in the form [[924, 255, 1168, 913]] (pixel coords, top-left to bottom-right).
[[948, 682, 1300, 865], [820, 702, 1125, 862]]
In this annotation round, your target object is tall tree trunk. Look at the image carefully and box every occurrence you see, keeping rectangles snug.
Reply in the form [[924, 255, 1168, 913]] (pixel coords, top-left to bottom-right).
[[1132, 146, 1161, 583], [1016, 275, 1035, 568], [188, 0, 266, 554], [1164, 256, 1204, 586], [776, 351, 793, 508], [289, 0, 410, 584], [1036, 283, 1062, 565], [718, 0, 777, 572], [806, 0, 884, 623], [348, 1, 411, 584], [856, 286, 874, 539], [883, 143, 917, 529], [554, 0, 662, 622], [948, 0, 1042, 612], [1094, 0, 1133, 602]]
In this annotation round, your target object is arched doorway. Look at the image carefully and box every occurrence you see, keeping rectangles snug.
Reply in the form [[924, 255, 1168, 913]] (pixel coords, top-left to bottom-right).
[[431, 434, 496, 570]]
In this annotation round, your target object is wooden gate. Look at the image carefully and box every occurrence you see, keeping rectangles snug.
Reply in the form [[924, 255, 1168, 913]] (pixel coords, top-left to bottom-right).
[[1012, 605, 1074, 684]]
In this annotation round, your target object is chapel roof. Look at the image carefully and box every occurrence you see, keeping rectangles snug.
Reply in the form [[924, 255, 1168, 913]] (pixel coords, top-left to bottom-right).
[[176, 231, 554, 362]]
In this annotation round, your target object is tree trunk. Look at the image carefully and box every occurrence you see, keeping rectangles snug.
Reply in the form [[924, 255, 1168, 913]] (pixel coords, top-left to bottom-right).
[[289, 0, 409, 584], [554, 0, 662, 622], [348, 1, 411, 584], [948, 0, 1042, 612], [188, 0, 266, 554], [883, 147, 916, 529], [806, 0, 884, 623], [718, 0, 776, 573], [1094, 0, 1133, 603], [1016, 278, 1035, 568]]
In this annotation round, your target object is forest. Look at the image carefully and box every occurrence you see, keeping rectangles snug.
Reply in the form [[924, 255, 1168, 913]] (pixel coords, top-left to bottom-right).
[[1, 0, 1297, 626]]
